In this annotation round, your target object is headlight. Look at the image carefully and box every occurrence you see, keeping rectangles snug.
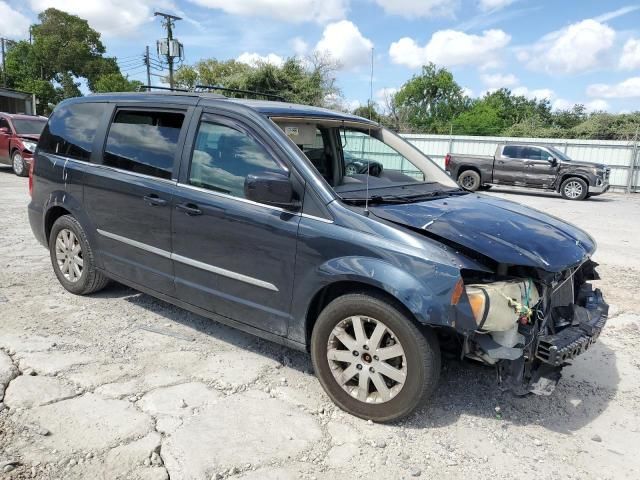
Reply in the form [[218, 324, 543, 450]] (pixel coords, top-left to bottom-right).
[[454, 279, 540, 331], [22, 140, 37, 152]]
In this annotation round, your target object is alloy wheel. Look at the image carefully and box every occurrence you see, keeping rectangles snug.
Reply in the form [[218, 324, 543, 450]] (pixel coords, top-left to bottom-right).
[[327, 315, 407, 403], [461, 174, 475, 189], [564, 181, 583, 199], [12, 153, 24, 175], [55, 229, 84, 283]]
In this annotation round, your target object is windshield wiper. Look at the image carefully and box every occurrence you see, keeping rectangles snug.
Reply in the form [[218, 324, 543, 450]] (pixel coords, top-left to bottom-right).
[[341, 189, 467, 205]]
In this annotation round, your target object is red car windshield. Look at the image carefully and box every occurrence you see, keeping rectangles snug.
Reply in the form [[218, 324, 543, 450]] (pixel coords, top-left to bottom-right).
[[12, 119, 47, 135]]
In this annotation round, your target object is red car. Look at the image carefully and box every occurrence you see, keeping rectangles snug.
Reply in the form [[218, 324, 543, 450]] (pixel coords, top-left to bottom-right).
[[0, 112, 48, 177]]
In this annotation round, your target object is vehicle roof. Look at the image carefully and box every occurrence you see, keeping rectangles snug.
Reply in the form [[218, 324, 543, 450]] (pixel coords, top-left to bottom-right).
[[0, 112, 47, 120], [79, 91, 377, 126]]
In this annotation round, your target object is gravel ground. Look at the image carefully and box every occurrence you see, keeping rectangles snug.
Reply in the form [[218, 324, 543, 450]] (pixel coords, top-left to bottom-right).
[[1, 169, 639, 480]]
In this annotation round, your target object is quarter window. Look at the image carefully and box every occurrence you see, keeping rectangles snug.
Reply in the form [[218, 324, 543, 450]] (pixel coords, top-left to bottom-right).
[[189, 122, 282, 198], [502, 145, 523, 158], [103, 110, 185, 180], [39, 103, 106, 161]]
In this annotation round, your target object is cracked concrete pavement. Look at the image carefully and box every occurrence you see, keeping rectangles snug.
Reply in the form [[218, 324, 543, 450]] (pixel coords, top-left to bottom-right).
[[1, 170, 640, 480]]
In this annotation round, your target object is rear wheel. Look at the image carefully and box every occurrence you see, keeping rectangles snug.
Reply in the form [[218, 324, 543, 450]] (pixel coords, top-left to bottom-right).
[[12, 151, 27, 177], [49, 215, 109, 295], [560, 177, 588, 200], [458, 170, 481, 191], [311, 293, 440, 422]]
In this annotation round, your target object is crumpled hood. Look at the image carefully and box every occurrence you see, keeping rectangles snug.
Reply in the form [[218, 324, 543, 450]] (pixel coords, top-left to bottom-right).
[[18, 134, 40, 142], [369, 194, 595, 273]]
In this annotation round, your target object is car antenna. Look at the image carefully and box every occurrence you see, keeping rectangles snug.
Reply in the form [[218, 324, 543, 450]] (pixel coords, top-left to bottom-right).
[[365, 47, 374, 215]]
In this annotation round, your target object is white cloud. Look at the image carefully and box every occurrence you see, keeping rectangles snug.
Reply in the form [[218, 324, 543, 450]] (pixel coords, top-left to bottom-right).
[[461, 87, 474, 98], [478, 0, 514, 12], [586, 99, 609, 112], [587, 77, 640, 98], [389, 29, 510, 69], [236, 52, 285, 67], [373, 0, 458, 18], [552, 98, 574, 111], [315, 20, 373, 69], [0, 2, 31, 38], [28, 0, 176, 37], [481, 72, 518, 88], [511, 86, 554, 100], [517, 19, 616, 74], [291, 37, 309, 57], [188, 0, 347, 24], [620, 38, 640, 70]]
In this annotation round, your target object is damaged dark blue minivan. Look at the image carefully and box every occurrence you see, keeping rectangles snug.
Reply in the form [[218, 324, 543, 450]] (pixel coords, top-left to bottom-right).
[[28, 91, 608, 422]]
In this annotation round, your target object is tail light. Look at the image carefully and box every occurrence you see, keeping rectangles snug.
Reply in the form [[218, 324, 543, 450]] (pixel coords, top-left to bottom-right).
[[28, 157, 35, 197], [444, 154, 452, 169]]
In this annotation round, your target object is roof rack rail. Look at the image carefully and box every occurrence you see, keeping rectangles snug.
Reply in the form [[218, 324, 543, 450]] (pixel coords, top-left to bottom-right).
[[137, 85, 190, 93], [194, 85, 285, 101]]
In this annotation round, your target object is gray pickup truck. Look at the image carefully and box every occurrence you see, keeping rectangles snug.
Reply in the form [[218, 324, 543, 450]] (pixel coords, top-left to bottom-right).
[[445, 144, 610, 200]]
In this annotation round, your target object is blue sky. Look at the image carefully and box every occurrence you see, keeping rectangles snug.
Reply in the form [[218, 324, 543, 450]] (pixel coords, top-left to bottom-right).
[[2, 0, 640, 112]]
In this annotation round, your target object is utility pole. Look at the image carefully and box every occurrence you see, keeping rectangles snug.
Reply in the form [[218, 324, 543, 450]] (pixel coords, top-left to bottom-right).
[[154, 12, 182, 89], [1, 38, 6, 88], [144, 45, 151, 88]]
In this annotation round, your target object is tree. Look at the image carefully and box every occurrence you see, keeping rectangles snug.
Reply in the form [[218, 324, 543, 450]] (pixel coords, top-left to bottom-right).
[[93, 73, 143, 93], [3, 8, 128, 113], [352, 101, 382, 122], [174, 54, 340, 106], [393, 63, 471, 133]]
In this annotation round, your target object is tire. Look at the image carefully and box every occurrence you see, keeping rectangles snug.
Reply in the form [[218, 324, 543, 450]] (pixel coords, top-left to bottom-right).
[[311, 293, 441, 422], [458, 170, 481, 191], [49, 215, 109, 295], [12, 151, 27, 177], [560, 177, 588, 201]]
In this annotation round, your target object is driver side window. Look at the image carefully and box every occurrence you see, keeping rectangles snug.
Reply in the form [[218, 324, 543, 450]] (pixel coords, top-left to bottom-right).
[[189, 121, 283, 199]]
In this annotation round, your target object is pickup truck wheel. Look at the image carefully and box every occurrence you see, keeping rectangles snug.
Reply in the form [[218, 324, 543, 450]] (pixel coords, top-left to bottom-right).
[[560, 177, 588, 200], [12, 151, 27, 177], [458, 170, 481, 191], [311, 293, 441, 422], [49, 215, 110, 295]]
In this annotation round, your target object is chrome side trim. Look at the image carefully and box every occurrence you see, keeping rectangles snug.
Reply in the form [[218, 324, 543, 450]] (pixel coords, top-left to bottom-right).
[[300, 213, 334, 224], [96, 229, 279, 292], [97, 229, 172, 259], [177, 182, 289, 213], [172, 253, 279, 292]]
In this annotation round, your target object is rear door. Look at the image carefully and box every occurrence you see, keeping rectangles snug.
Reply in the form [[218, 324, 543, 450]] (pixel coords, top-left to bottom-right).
[[171, 109, 301, 336], [523, 146, 557, 187], [0, 116, 11, 163], [84, 103, 194, 295], [493, 145, 526, 184]]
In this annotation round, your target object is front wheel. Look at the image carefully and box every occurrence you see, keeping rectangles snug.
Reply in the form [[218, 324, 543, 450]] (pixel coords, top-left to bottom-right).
[[311, 293, 441, 422], [49, 215, 109, 295], [458, 170, 481, 191], [560, 177, 588, 200], [12, 151, 27, 177]]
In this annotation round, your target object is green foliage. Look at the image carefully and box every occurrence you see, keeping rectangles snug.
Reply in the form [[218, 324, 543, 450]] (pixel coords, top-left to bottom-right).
[[3, 8, 130, 113], [352, 101, 382, 122], [93, 73, 143, 93], [174, 54, 339, 106], [393, 63, 471, 133]]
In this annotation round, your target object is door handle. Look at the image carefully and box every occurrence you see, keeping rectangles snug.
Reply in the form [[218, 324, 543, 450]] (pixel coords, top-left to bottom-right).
[[176, 202, 202, 216], [143, 194, 168, 207]]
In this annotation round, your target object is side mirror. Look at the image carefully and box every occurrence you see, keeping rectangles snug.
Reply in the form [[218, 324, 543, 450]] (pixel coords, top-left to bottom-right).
[[0, 127, 9, 135], [244, 171, 299, 210], [549, 157, 558, 166]]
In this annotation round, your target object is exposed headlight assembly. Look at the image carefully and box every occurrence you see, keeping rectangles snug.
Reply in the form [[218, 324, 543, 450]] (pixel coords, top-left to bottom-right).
[[22, 140, 38, 153]]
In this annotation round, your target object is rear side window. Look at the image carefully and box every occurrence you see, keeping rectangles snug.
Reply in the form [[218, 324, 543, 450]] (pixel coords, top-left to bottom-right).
[[39, 103, 106, 161], [103, 110, 185, 180], [502, 145, 522, 157]]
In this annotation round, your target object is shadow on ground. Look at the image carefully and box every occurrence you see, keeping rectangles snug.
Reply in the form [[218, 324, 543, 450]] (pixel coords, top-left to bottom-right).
[[93, 281, 619, 435], [488, 187, 616, 202]]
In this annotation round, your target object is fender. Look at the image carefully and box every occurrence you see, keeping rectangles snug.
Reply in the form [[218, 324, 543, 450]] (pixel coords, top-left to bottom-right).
[[289, 255, 467, 345], [42, 189, 104, 268]]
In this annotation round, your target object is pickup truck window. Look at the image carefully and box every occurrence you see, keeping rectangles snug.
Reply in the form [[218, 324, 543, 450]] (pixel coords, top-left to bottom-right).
[[189, 121, 282, 198], [502, 145, 522, 158], [523, 147, 548, 161], [103, 110, 184, 180]]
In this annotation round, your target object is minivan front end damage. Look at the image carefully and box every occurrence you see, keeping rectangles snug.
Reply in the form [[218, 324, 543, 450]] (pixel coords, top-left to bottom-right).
[[453, 259, 608, 396]]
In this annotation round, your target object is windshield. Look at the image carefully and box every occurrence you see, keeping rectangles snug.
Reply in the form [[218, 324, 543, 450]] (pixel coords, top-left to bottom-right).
[[548, 146, 572, 161], [274, 119, 460, 204], [13, 118, 47, 135]]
